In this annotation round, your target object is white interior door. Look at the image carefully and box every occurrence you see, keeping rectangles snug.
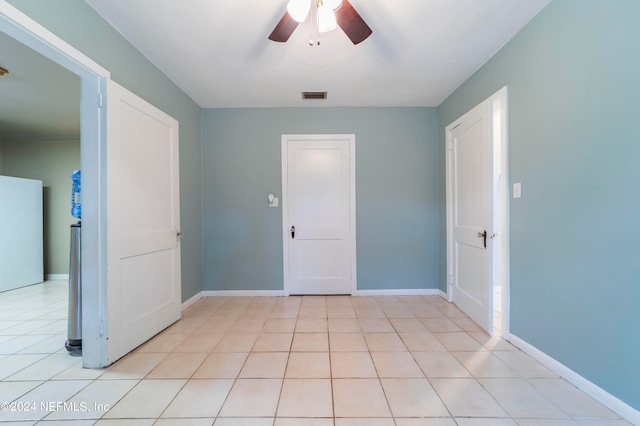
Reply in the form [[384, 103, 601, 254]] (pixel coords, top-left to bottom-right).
[[446, 101, 493, 332], [282, 134, 356, 295], [106, 80, 181, 362]]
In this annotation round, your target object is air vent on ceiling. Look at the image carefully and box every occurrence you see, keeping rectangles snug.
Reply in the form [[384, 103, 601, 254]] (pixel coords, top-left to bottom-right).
[[302, 91, 328, 100]]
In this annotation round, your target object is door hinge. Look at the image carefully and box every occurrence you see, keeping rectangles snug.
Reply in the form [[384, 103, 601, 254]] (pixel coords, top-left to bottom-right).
[[447, 140, 453, 151], [98, 93, 104, 108], [99, 320, 105, 336]]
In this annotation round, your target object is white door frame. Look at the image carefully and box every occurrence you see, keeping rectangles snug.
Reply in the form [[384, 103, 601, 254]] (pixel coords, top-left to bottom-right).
[[281, 134, 357, 296], [0, 2, 110, 367], [446, 87, 509, 336]]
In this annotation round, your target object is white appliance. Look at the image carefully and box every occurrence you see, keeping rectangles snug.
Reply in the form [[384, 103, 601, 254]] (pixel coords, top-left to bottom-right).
[[0, 175, 44, 292]]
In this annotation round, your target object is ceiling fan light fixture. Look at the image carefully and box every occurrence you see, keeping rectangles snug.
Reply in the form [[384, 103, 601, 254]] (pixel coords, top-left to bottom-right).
[[287, 0, 311, 23], [317, 4, 338, 33], [269, 0, 371, 45]]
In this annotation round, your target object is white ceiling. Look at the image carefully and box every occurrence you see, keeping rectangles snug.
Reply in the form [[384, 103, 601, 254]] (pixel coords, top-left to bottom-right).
[[0, 0, 552, 137], [85, 0, 552, 108]]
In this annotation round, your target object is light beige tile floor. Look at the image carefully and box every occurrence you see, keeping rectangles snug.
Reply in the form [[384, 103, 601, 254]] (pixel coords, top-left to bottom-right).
[[0, 281, 633, 425]]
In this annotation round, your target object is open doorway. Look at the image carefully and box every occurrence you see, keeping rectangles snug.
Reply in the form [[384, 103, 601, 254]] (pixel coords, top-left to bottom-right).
[[1, 2, 109, 368], [0, 26, 80, 358], [2, 4, 185, 368]]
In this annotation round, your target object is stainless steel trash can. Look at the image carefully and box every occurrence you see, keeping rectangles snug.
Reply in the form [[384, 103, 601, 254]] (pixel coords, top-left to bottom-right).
[[66, 222, 82, 356]]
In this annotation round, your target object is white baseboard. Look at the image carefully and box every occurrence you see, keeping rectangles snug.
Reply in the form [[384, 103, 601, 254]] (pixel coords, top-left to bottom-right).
[[192, 289, 441, 298], [438, 290, 448, 300], [202, 290, 285, 297], [507, 333, 640, 425], [354, 288, 441, 296], [181, 291, 204, 311], [46, 274, 69, 281]]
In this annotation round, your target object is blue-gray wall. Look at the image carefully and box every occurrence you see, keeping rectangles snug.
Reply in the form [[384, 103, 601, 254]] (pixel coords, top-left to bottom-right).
[[1, 137, 80, 275], [8, 0, 638, 414], [438, 0, 640, 411], [7, 0, 203, 302], [201, 107, 439, 292]]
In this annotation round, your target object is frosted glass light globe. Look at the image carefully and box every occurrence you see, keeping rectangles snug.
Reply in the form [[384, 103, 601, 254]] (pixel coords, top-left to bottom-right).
[[318, 4, 337, 32], [324, 0, 343, 10], [287, 0, 311, 22]]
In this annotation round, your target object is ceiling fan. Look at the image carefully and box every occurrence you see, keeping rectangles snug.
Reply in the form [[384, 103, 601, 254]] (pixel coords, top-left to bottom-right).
[[269, 0, 372, 45]]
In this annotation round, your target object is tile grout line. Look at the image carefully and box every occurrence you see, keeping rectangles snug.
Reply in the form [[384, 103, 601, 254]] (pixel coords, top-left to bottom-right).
[[371, 296, 407, 423], [271, 301, 297, 421], [385, 297, 458, 424]]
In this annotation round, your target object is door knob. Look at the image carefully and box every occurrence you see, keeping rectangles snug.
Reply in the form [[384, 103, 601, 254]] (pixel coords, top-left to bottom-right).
[[291, 226, 295, 239], [477, 230, 487, 249]]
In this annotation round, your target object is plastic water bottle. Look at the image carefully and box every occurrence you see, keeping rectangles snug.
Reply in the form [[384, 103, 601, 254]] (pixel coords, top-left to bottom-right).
[[71, 170, 81, 219]]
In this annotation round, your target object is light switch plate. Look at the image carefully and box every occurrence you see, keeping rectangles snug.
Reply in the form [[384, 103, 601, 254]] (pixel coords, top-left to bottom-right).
[[513, 183, 522, 199]]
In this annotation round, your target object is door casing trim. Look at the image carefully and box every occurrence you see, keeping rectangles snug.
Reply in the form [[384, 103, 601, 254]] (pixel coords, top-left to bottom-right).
[[281, 134, 357, 296]]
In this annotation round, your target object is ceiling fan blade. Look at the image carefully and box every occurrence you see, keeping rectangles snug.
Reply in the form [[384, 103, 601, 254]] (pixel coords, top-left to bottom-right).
[[335, 0, 372, 45], [268, 11, 299, 42]]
